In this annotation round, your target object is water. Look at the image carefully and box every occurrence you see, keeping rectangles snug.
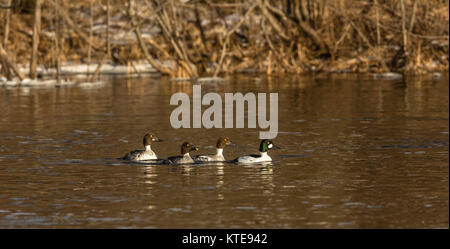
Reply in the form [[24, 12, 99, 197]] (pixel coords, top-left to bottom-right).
[[0, 75, 448, 228]]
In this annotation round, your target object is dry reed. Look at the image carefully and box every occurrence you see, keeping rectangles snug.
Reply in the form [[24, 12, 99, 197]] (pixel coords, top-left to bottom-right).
[[0, 0, 448, 80]]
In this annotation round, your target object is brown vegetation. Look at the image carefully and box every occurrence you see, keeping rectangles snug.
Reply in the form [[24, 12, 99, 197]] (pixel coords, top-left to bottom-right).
[[0, 0, 448, 80]]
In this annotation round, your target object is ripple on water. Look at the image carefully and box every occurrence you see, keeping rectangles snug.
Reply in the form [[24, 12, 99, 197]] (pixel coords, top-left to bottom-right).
[[276, 154, 308, 159], [277, 131, 304, 135], [344, 202, 366, 206], [1, 213, 58, 227], [86, 217, 124, 222], [161, 206, 191, 213], [338, 222, 355, 227], [73, 130, 89, 134], [184, 186, 216, 191], [5, 212, 36, 218], [9, 197, 28, 201], [0, 155, 19, 160], [91, 196, 128, 203], [64, 159, 84, 164], [312, 204, 329, 208], [233, 206, 257, 210]]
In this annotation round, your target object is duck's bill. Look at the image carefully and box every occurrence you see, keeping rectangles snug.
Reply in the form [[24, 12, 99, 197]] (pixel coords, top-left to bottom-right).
[[272, 144, 281, 150], [191, 146, 199, 151], [154, 138, 163, 142]]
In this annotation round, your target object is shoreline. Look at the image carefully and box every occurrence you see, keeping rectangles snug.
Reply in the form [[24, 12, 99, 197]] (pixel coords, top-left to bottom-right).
[[1, 60, 446, 89]]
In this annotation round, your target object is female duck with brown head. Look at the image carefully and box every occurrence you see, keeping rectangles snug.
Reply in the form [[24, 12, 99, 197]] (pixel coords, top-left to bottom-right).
[[193, 137, 233, 163], [122, 133, 163, 161], [164, 142, 199, 165]]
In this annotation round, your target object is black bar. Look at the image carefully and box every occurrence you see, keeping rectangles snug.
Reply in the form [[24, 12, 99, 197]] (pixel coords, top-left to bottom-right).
[[0, 229, 448, 248]]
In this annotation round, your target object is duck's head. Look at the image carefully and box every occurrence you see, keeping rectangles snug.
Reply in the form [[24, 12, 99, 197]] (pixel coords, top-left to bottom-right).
[[259, 139, 279, 152], [181, 142, 199, 155], [143, 133, 163, 146], [216, 137, 233, 148]]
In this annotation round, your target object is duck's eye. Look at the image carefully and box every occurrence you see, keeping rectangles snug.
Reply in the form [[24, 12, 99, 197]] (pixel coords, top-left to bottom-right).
[[150, 135, 153, 138]]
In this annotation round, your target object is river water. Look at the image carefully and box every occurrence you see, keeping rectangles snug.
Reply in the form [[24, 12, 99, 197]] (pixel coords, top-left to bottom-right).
[[0, 75, 448, 228]]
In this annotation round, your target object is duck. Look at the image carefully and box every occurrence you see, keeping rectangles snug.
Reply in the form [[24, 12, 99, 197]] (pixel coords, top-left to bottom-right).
[[232, 139, 278, 164], [164, 142, 199, 165], [122, 133, 163, 161], [193, 137, 233, 163]]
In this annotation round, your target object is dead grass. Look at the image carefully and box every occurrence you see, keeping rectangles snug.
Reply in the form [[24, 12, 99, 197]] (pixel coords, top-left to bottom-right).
[[0, 0, 448, 79]]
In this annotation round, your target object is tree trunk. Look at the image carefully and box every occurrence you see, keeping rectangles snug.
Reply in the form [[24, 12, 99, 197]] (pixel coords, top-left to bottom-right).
[[400, 0, 408, 53], [87, 0, 94, 75], [3, 0, 12, 47], [106, 0, 111, 57], [53, 0, 61, 83], [30, 0, 42, 79]]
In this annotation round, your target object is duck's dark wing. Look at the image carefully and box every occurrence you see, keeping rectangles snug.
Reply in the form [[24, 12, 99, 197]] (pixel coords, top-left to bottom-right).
[[192, 154, 213, 162], [122, 150, 144, 160], [163, 155, 182, 164]]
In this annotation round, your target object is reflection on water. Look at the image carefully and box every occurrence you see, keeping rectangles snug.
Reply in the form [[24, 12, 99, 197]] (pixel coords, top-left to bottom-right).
[[0, 75, 448, 228]]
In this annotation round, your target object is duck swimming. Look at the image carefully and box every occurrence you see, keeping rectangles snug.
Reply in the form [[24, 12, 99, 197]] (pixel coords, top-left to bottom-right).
[[233, 139, 278, 163], [164, 142, 199, 165], [193, 137, 232, 163], [122, 133, 163, 161]]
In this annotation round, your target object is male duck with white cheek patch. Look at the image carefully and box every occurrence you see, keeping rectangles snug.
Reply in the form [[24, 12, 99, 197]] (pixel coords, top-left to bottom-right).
[[193, 137, 233, 163], [233, 139, 279, 163], [164, 142, 200, 165], [122, 133, 163, 161]]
